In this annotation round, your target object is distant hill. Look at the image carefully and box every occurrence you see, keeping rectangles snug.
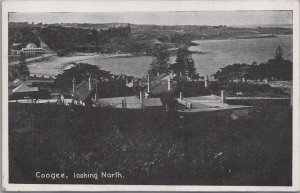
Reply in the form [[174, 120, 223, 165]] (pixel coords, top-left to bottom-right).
[[231, 23, 293, 29], [8, 22, 293, 55]]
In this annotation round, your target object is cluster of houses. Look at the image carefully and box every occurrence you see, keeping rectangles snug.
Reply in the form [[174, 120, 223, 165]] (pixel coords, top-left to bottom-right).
[[9, 72, 253, 118]]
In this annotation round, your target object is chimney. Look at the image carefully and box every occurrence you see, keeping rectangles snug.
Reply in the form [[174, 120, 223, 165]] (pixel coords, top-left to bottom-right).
[[157, 72, 160, 77], [139, 90, 143, 103], [179, 92, 183, 100], [180, 72, 182, 77], [72, 77, 75, 93], [88, 76, 92, 90], [147, 75, 150, 92], [221, 90, 226, 103], [204, 75, 208, 88], [167, 76, 171, 91]]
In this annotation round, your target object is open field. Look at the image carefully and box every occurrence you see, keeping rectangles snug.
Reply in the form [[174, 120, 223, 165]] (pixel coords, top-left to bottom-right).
[[9, 101, 292, 185]]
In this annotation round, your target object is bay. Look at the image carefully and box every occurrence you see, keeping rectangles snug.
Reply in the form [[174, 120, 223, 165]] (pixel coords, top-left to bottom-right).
[[87, 35, 292, 78]]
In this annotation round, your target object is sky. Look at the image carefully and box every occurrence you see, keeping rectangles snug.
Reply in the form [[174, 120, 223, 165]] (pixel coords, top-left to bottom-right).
[[9, 11, 292, 27]]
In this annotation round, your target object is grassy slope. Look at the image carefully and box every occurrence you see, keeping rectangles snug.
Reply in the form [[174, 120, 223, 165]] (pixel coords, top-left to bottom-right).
[[9, 102, 292, 185]]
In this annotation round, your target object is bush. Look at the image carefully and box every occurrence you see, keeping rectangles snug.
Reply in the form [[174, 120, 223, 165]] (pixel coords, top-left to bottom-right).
[[9, 103, 292, 185]]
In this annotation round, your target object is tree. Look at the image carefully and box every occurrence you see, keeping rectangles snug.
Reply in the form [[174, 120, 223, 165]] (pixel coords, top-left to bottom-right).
[[52, 63, 112, 92], [214, 63, 250, 83], [18, 52, 30, 78], [9, 65, 20, 81], [258, 46, 292, 81], [148, 45, 170, 77], [275, 45, 283, 60], [171, 45, 197, 79], [89, 29, 99, 52], [8, 52, 30, 81], [214, 46, 292, 82], [185, 56, 196, 79]]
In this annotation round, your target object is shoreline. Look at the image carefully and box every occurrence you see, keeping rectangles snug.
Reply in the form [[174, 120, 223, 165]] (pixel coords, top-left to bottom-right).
[[190, 34, 293, 45], [26, 53, 136, 77], [19, 34, 292, 77]]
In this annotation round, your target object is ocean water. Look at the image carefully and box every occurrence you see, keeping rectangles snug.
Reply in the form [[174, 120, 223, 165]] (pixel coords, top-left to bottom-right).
[[189, 35, 293, 76], [88, 35, 292, 78], [88, 56, 153, 78]]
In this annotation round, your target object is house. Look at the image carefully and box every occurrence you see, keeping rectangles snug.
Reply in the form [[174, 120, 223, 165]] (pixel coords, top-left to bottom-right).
[[9, 79, 32, 88], [73, 77, 135, 106], [9, 84, 39, 100], [9, 77, 54, 100], [73, 78, 98, 106], [10, 77, 54, 92], [140, 74, 178, 98], [73, 77, 163, 109], [21, 43, 44, 55]]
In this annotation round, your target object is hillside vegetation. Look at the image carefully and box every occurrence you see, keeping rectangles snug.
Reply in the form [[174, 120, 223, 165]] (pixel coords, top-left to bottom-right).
[[9, 22, 292, 55], [9, 101, 292, 185]]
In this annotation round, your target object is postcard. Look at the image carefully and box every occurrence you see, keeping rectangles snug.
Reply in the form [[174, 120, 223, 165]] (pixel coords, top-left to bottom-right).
[[2, 0, 300, 191]]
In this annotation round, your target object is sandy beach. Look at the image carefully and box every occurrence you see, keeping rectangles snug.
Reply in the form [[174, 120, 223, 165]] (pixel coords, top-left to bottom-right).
[[27, 53, 132, 77]]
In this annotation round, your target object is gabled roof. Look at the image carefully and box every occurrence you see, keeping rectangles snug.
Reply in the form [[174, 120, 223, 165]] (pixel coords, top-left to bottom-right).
[[150, 79, 177, 95], [74, 79, 134, 102], [9, 79, 32, 88], [142, 98, 163, 107], [73, 80, 96, 102], [9, 78, 54, 89], [140, 73, 166, 87], [12, 84, 39, 93]]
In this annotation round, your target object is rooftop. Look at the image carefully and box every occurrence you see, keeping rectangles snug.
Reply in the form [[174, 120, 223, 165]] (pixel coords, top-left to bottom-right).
[[12, 84, 39, 93], [142, 98, 163, 107], [26, 43, 37, 48], [98, 96, 141, 109], [178, 94, 253, 111], [73, 80, 97, 102], [149, 79, 177, 96]]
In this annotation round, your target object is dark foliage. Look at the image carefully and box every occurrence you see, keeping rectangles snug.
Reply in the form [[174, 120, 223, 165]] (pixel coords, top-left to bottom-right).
[[38, 25, 131, 53], [148, 45, 170, 77], [171, 46, 197, 79], [39, 26, 98, 52], [215, 63, 250, 82], [9, 26, 40, 49], [9, 52, 30, 81], [177, 81, 211, 97], [9, 101, 291, 185], [214, 46, 293, 82], [256, 58, 293, 81], [52, 63, 112, 92], [96, 81, 136, 98]]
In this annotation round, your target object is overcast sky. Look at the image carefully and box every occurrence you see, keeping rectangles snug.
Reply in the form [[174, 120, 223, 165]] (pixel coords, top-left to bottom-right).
[[9, 11, 292, 26]]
